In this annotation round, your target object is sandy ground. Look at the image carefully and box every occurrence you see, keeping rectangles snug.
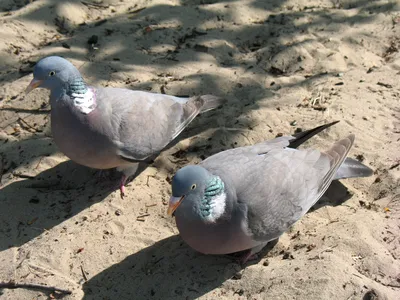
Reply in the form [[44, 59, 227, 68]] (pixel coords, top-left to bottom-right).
[[0, 0, 399, 299]]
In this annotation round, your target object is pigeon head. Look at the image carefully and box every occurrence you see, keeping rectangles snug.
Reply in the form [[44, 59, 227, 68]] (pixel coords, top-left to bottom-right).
[[25, 56, 87, 94], [168, 165, 227, 222]]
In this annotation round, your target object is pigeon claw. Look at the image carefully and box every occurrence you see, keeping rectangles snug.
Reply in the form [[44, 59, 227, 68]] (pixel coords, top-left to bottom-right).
[[120, 185, 125, 199]]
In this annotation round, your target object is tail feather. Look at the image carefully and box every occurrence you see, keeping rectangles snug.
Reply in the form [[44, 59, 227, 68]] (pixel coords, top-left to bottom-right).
[[334, 157, 373, 180], [198, 95, 226, 113], [289, 121, 340, 149], [315, 134, 355, 200], [288, 122, 373, 180], [171, 97, 205, 140], [171, 95, 225, 140]]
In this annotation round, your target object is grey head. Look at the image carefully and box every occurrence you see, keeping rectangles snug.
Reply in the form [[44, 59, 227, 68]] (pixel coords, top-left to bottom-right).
[[167, 165, 226, 222], [25, 56, 87, 96]]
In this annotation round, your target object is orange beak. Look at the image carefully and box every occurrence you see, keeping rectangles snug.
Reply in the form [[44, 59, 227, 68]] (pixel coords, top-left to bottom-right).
[[25, 78, 43, 94], [167, 195, 185, 216]]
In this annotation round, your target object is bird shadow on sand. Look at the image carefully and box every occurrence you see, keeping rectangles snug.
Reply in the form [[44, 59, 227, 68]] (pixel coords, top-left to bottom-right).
[[81, 181, 353, 300], [82, 234, 246, 300], [0, 159, 117, 252], [311, 180, 353, 211]]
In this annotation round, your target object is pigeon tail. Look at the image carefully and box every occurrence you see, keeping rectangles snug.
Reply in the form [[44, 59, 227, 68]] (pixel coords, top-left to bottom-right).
[[289, 120, 340, 149], [198, 95, 226, 113], [170, 95, 225, 140], [334, 157, 373, 180]]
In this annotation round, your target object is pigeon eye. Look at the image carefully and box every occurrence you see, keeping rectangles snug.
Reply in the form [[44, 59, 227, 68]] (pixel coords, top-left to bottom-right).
[[49, 71, 56, 76], [191, 184, 196, 190]]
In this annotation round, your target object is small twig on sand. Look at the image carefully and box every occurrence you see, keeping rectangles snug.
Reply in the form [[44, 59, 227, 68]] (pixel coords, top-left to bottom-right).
[[136, 213, 150, 221], [128, 7, 146, 14], [138, 213, 150, 218], [318, 245, 337, 259], [389, 160, 400, 170], [377, 82, 393, 89], [18, 117, 39, 132], [35, 156, 44, 169], [0, 106, 50, 114], [80, 265, 88, 282], [0, 281, 72, 295], [308, 245, 338, 260], [13, 172, 35, 179], [146, 175, 156, 187]]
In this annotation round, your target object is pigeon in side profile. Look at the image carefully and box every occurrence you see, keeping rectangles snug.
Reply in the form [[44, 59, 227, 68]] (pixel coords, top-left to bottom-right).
[[167, 121, 373, 263], [25, 56, 225, 197]]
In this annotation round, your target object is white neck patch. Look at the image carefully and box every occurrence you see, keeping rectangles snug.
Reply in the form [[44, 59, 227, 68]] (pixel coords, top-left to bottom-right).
[[72, 88, 96, 114], [203, 192, 227, 223]]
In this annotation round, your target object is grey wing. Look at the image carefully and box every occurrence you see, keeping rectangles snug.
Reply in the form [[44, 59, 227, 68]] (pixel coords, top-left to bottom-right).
[[116, 98, 184, 161], [202, 135, 355, 242], [93, 88, 181, 161], [115, 93, 223, 161], [96, 88, 215, 162]]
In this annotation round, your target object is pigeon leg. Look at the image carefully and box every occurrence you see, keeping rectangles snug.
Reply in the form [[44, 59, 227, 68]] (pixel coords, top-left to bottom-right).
[[116, 162, 150, 198], [238, 250, 259, 265], [119, 174, 127, 198], [237, 242, 268, 265]]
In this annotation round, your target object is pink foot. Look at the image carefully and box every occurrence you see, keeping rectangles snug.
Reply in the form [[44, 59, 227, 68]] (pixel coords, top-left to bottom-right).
[[119, 175, 127, 199]]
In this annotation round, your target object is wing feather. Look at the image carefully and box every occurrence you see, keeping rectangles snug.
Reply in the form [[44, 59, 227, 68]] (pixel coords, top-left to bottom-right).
[[95, 88, 222, 162]]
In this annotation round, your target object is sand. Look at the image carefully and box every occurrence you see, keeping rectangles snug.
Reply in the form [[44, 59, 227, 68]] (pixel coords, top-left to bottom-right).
[[0, 0, 399, 299]]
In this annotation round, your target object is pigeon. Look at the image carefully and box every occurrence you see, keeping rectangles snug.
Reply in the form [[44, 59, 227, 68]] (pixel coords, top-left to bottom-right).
[[25, 56, 225, 197], [167, 121, 373, 263]]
